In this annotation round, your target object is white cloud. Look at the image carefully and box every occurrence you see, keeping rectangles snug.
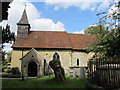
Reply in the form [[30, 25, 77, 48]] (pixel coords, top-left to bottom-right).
[[73, 30, 85, 34], [45, 0, 110, 3], [80, 30, 85, 34], [91, 7, 96, 11], [30, 19, 65, 31], [6, 0, 116, 2], [45, 0, 112, 11], [0, 0, 66, 52], [0, 0, 66, 33], [98, 1, 110, 11], [0, 0, 40, 35], [90, 24, 97, 27]]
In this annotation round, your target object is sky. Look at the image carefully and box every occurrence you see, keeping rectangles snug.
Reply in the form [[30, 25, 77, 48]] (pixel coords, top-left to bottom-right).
[[0, 0, 118, 52]]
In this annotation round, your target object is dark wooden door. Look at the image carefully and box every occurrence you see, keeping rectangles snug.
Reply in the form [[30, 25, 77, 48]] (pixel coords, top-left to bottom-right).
[[28, 61, 37, 77]]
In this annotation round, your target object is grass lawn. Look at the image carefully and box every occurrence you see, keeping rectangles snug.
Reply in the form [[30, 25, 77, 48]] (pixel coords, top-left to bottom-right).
[[2, 75, 86, 88]]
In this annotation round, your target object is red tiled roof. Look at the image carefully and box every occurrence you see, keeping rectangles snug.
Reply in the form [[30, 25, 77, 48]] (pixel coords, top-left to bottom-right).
[[68, 34, 96, 50], [12, 31, 96, 50]]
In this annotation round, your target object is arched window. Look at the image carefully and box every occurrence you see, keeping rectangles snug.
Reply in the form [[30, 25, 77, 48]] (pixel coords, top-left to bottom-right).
[[53, 52, 60, 60], [77, 59, 79, 66]]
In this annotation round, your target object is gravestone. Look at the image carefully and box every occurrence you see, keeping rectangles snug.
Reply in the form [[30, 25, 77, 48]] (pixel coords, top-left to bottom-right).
[[49, 58, 65, 82], [69, 67, 86, 80]]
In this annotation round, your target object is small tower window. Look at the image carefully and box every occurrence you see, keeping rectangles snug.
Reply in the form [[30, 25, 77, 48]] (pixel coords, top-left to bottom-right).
[[53, 52, 60, 60], [77, 59, 79, 66]]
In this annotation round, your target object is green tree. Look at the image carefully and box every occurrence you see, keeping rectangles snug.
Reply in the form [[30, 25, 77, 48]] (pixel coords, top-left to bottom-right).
[[2, 52, 12, 65], [1, 24, 15, 61], [2, 24, 15, 44], [84, 25, 107, 35], [87, 1, 120, 59], [1, 24, 15, 72]]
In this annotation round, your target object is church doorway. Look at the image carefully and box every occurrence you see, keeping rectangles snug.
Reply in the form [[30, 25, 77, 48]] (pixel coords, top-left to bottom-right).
[[28, 61, 37, 77]]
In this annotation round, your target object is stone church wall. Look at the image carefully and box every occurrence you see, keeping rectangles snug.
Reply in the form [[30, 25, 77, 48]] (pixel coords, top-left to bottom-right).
[[11, 49, 94, 75], [11, 49, 72, 74], [71, 51, 88, 67], [37, 49, 72, 74], [11, 50, 22, 71]]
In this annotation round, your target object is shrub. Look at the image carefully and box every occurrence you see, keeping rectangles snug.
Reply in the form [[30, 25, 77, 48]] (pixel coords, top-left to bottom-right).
[[4, 68, 11, 73], [2, 65, 7, 72], [11, 67, 21, 75], [6, 68, 11, 73], [2, 67, 21, 78]]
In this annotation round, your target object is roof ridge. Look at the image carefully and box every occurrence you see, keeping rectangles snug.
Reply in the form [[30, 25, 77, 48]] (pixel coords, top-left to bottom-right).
[[30, 31, 67, 32], [68, 33, 96, 36]]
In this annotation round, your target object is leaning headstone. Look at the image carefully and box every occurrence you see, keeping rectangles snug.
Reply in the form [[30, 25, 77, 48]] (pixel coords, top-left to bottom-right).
[[49, 58, 65, 82]]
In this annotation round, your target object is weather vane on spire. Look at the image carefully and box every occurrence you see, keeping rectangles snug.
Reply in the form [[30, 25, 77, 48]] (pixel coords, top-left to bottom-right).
[[24, 4, 27, 9]]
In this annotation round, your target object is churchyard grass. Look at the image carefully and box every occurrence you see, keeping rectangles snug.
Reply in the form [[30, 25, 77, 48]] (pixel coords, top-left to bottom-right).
[[2, 75, 86, 88]]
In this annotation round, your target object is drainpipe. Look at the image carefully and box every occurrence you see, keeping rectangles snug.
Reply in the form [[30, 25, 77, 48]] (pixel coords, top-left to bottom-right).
[[71, 50, 72, 66], [21, 49, 24, 80]]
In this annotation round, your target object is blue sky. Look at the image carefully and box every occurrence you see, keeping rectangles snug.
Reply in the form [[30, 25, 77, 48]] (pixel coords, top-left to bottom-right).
[[1, 0, 112, 34], [31, 1, 110, 33]]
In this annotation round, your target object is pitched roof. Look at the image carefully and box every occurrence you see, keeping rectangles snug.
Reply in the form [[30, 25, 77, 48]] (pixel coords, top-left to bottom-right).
[[20, 48, 41, 60], [68, 34, 96, 50], [12, 31, 96, 50]]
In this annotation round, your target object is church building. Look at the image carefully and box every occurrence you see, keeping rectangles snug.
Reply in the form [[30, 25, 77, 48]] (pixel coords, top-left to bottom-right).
[[11, 8, 96, 77]]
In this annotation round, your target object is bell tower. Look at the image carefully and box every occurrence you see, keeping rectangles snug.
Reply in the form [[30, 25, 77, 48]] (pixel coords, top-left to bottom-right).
[[17, 5, 31, 37]]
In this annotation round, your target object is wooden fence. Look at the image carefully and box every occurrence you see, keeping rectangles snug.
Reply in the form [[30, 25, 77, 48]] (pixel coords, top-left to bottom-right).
[[87, 58, 120, 89]]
